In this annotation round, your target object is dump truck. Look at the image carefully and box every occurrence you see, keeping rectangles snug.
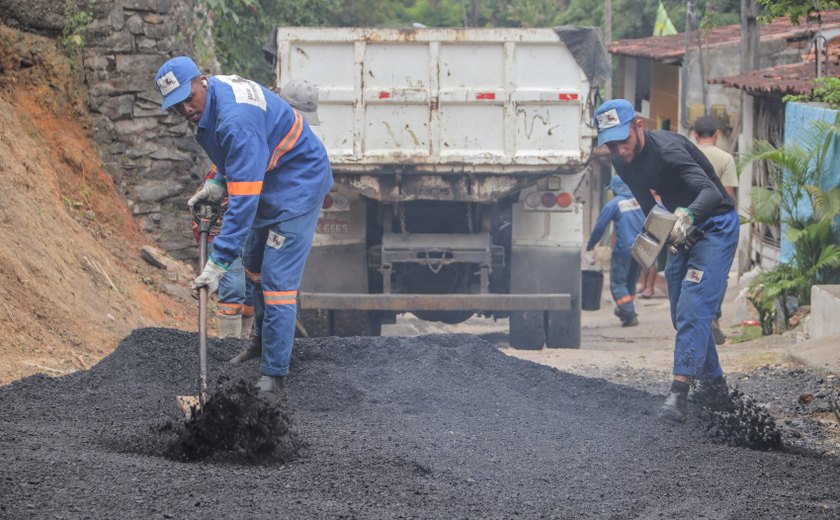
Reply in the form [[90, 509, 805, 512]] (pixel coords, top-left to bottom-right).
[[271, 27, 605, 349]]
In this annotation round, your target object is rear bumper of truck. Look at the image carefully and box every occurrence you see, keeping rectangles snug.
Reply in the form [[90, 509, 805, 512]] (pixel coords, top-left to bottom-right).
[[298, 293, 571, 311]]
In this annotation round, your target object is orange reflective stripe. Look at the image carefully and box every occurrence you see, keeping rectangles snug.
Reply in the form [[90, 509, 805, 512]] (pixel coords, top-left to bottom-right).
[[264, 289, 298, 306], [263, 290, 298, 297], [227, 180, 263, 196], [267, 111, 303, 171], [265, 299, 297, 305], [615, 294, 635, 305], [242, 304, 255, 317]]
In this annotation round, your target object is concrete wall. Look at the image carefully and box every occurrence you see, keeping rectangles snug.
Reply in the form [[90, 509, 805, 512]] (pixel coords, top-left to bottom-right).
[[83, 0, 209, 261], [681, 38, 803, 136], [810, 285, 840, 339]]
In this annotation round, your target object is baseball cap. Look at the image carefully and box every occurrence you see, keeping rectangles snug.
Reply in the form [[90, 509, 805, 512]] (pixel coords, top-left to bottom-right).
[[155, 56, 201, 112], [279, 79, 320, 126], [693, 115, 718, 137], [593, 99, 636, 147]]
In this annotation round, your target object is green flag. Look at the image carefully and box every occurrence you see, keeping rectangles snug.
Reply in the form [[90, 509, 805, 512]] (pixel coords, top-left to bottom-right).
[[654, 1, 677, 36]]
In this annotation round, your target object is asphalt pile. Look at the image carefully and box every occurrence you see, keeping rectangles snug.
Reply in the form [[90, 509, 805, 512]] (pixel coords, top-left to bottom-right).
[[166, 378, 302, 464], [701, 388, 784, 451], [2, 328, 840, 519]]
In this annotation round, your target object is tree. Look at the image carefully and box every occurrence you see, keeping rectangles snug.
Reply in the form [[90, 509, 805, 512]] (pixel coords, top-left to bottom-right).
[[755, 0, 840, 24], [203, 0, 339, 83]]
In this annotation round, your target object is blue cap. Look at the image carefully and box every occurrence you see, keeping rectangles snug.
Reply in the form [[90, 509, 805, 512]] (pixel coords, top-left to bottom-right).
[[154, 56, 201, 112], [594, 99, 636, 147]]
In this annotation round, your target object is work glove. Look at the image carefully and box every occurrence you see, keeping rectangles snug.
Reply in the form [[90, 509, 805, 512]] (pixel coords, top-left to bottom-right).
[[668, 207, 694, 248], [582, 249, 596, 267], [190, 258, 229, 293], [187, 179, 226, 208]]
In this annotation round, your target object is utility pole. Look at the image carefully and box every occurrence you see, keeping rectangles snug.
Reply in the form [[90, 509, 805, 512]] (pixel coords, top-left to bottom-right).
[[604, 0, 612, 99], [738, 0, 760, 276], [740, 0, 760, 73]]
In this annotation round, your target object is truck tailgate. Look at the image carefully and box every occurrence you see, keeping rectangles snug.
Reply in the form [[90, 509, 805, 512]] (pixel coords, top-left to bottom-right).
[[274, 27, 595, 173]]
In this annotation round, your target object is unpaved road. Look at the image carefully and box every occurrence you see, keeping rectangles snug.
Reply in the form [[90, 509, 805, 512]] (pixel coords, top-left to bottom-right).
[[2, 325, 840, 519]]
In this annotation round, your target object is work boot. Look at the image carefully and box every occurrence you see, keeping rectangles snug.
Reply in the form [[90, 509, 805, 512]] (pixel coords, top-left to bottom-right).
[[711, 318, 726, 345], [691, 376, 734, 412], [614, 307, 638, 326], [229, 334, 261, 364], [256, 374, 288, 405], [658, 381, 689, 422], [240, 314, 255, 340], [216, 313, 242, 339], [622, 316, 639, 327]]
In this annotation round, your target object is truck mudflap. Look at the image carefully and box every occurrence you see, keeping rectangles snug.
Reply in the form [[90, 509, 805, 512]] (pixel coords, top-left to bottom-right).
[[298, 293, 571, 312]]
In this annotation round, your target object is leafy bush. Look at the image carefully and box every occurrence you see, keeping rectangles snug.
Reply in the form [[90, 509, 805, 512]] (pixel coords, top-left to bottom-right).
[[783, 77, 840, 109], [741, 113, 840, 332]]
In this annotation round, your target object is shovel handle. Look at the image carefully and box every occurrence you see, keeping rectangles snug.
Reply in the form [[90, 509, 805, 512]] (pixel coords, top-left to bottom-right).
[[197, 227, 210, 407], [191, 201, 220, 406]]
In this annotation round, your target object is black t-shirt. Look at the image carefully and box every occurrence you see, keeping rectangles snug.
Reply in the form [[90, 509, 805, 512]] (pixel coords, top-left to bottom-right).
[[612, 130, 735, 222]]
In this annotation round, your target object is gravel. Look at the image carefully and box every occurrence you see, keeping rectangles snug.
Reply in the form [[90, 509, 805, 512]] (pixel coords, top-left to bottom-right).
[[2, 327, 840, 519]]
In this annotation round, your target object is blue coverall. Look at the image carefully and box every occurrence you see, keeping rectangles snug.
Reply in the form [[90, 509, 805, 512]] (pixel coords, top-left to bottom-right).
[[587, 176, 645, 324], [614, 129, 738, 381], [195, 74, 333, 377]]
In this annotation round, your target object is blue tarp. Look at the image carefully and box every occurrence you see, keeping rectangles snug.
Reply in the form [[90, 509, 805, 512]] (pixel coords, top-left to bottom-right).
[[779, 102, 840, 262]]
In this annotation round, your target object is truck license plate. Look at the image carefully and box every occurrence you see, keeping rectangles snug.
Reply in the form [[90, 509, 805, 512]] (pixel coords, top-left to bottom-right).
[[317, 218, 350, 234]]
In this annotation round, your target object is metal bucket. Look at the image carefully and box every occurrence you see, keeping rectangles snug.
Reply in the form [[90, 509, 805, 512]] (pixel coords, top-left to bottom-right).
[[581, 270, 603, 311]]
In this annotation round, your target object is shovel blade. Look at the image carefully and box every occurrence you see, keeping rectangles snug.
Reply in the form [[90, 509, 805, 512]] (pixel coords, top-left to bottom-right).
[[176, 395, 203, 418]]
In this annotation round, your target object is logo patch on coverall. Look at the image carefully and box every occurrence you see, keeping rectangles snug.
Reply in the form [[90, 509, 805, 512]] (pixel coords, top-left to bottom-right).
[[267, 230, 286, 249], [618, 199, 640, 212], [217, 75, 267, 110], [685, 269, 704, 283]]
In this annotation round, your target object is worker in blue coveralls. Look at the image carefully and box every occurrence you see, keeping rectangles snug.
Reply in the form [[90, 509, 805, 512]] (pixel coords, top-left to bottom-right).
[[593, 99, 738, 422], [154, 56, 333, 401], [585, 175, 645, 327]]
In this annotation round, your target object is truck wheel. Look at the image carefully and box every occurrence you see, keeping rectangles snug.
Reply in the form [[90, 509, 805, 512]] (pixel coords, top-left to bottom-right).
[[509, 311, 544, 349], [545, 308, 581, 349]]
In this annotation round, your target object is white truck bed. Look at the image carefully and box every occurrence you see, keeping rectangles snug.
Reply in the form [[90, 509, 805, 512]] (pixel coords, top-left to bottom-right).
[[273, 27, 595, 173]]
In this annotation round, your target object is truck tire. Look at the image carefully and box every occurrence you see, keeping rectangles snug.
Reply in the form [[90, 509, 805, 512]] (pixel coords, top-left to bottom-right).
[[545, 308, 581, 349], [509, 311, 545, 349]]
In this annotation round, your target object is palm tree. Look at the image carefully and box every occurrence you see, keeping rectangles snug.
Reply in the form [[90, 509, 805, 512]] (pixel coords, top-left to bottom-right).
[[739, 113, 840, 332]]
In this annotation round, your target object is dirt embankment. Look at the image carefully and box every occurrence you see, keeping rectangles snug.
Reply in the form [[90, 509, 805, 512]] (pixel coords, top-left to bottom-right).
[[0, 24, 195, 385]]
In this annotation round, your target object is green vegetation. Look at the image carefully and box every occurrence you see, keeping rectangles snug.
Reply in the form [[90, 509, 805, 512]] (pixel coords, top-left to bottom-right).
[[740, 114, 840, 333], [197, 0, 743, 83], [783, 77, 840, 109], [755, 0, 840, 24], [60, 0, 95, 73]]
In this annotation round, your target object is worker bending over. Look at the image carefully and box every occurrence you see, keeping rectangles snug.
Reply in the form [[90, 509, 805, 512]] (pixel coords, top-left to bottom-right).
[[593, 99, 738, 421], [155, 57, 332, 400]]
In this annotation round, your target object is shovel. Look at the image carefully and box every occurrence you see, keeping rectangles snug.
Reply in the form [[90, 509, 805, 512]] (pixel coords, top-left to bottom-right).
[[177, 200, 221, 418]]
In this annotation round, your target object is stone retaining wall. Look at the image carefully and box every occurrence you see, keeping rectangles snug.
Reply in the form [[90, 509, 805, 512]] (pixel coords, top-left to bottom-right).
[[83, 0, 208, 261]]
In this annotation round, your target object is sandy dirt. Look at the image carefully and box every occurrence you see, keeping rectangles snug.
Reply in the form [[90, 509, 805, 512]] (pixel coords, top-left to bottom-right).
[[0, 25, 196, 385]]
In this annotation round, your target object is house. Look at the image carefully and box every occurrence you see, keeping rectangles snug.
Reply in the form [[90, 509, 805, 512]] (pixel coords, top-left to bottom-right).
[[606, 11, 840, 139], [607, 11, 840, 273], [711, 30, 840, 270]]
